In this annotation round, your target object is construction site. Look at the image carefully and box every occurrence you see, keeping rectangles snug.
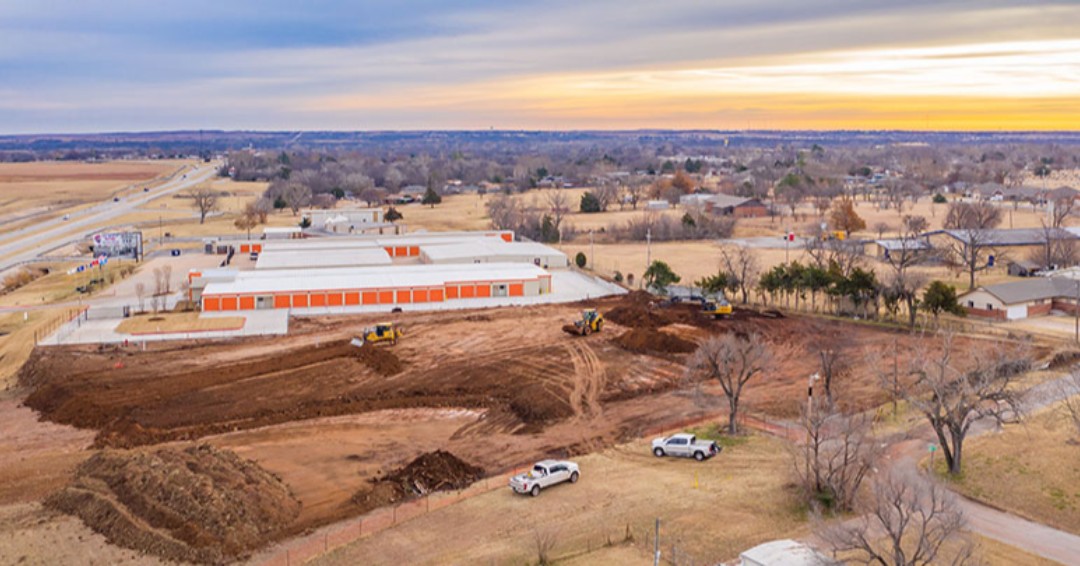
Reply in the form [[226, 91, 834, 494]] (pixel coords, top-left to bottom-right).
[[1, 286, 970, 564]]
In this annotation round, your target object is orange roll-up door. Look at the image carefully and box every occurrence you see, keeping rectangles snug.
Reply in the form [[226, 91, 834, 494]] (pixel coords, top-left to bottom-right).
[[345, 292, 360, 305], [292, 294, 309, 307], [378, 290, 394, 304], [328, 293, 344, 306], [430, 289, 444, 302], [239, 296, 255, 310], [446, 286, 458, 299], [395, 246, 408, 257], [221, 297, 238, 311], [476, 285, 491, 298], [203, 297, 221, 311], [501, 233, 512, 242], [240, 244, 250, 253], [397, 290, 412, 303], [409, 246, 419, 256], [274, 295, 291, 308], [509, 283, 524, 297], [362, 291, 378, 305], [310, 294, 326, 307], [460, 285, 475, 298], [413, 289, 428, 303]]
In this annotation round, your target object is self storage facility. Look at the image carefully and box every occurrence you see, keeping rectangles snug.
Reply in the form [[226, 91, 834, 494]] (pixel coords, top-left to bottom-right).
[[419, 240, 568, 268], [200, 262, 552, 312]]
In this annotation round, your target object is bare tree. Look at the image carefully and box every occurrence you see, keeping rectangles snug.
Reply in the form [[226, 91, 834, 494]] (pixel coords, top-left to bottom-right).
[[906, 333, 1029, 475], [152, 267, 165, 297], [545, 190, 570, 241], [942, 202, 1002, 290], [532, 526, 560, 566], [283, 182, 313, 216], [812, 336, 849, 406], [882, 215, 931, 328], [685, 334, 770, 434], [234, 210, 258, 239], [135, 282, 146, 313], [718, 245, 759, 304], [819, 470, 975, 566], [873, 221, 893, 239], [250, 198, 273, 223], [625, 177, 647, 210], [187, 188, 218, 224], [593, 179, 619, 212], [161, 264, 172, 294], [794, 396, 879, 512], [1059, 370, 1080, 438], [360, 187, 385, 207]]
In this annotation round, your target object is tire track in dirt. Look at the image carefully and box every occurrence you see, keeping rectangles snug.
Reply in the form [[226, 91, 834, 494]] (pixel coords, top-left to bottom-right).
[[564, 340, 606, 420]]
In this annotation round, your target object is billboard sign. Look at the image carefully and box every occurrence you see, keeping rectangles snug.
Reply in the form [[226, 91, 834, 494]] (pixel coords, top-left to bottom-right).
[[91, 231, 143, 259]]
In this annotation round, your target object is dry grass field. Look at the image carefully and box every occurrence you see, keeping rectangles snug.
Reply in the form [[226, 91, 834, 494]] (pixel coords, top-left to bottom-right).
[[0, 160, 189, 223], [0, 261, 136, 308], [115, 312, 245, 334], [315, 432, 805, 566], [938, 402, 1080, 535], [0, 309, 78, 387]]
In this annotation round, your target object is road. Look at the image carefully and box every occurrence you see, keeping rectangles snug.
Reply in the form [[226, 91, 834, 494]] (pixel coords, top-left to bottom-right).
[[0, 163, 220, 273]]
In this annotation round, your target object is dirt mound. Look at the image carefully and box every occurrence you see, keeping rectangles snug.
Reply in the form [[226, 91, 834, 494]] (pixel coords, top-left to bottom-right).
[[353, 450, 484, 510], [45, 445, 300, 564], [614, 328, 696, 355], [509, 382, 575, 424], [605, 301, 707, 329], [355, 345, 404, 376]]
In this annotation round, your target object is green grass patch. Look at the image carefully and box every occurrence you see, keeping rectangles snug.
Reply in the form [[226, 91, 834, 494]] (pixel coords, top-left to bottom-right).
[[685, 423, 751, 448]]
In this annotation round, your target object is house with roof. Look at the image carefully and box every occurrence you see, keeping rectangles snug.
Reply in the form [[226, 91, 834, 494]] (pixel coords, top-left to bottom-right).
[[924, 228, 1079, 262], [873, 238, 933, 260], [959, 277, 1080, 320]]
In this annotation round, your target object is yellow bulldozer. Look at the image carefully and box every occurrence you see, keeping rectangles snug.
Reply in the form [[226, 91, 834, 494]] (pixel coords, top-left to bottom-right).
[[562, 308, 604, 336], [702, 298, 733, 319], [351, 322, 403, 347]]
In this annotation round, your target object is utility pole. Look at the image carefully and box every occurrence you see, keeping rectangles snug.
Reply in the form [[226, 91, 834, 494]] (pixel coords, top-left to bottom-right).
[[1074, 279, 1078, 343], [646, 228, 652, 275], [589, 228, 595, 271], [805, 372, 820, 482]]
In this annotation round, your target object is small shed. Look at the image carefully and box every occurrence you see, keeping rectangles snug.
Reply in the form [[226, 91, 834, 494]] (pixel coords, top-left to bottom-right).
[[645, 200, 670, 211]]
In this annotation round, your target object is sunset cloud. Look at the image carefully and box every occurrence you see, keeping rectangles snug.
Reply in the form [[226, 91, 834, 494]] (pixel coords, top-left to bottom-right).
[[0, 1, 1077, 132]]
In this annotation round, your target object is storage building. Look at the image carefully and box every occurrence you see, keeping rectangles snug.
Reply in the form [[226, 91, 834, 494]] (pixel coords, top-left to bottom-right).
[[255, 247, 392, 270], [200, 263, 553, 312], [959, 277, 1080, 320], [419, 241, 568, 268]]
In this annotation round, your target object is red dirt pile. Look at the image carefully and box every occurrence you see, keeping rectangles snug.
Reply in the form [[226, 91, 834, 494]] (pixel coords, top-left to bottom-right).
[[614, 328, 696, 355], [45, 445, 300, 564], [352, 450, 484, 510], [355, 344, 404, 376], [604, 291, 711, 329]]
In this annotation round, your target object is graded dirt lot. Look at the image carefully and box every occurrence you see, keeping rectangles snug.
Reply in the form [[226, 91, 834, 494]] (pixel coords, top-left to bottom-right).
[[6, 290, 982, 562]]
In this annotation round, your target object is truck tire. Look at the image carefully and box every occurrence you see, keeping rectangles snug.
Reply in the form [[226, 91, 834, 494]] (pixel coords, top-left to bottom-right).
[[653, 448, 665, 457], [694, 451, 705, 461], [530, 485, 541, 497], [569, 471, 579, 483]]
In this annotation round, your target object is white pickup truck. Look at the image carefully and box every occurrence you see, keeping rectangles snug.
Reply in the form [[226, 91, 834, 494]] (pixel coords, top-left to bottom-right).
[[509, 460, 580, 496], [651, 433, 721, 461]]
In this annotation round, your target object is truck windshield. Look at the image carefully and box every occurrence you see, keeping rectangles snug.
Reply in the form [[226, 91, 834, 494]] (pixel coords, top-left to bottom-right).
[[532, 465, 546, 475]]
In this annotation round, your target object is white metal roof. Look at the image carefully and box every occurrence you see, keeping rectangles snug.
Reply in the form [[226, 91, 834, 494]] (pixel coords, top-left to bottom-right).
[[203, 262, 550, 296], [740, 539, 834, 566], [255, 248, 392, 270], [263, 226, 302, 234], [420, 240, 566, 261], [257, 233, 505, 253]]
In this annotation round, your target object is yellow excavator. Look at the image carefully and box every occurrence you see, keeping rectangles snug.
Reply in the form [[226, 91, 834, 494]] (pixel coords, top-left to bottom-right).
[[351, 322, 403, 347], [563, 308, 604, 336], [702, 297, 733, 319]]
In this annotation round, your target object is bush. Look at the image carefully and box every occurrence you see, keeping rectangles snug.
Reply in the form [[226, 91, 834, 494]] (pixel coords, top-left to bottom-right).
[[575, 252, 587, 268], [613, 271, 623, 283], [580, 192, 601, 213]]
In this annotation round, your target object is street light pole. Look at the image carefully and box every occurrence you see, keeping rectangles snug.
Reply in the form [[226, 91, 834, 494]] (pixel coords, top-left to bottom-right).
[[1074, 279, 1078, 343], [589, 228, 595, 271]]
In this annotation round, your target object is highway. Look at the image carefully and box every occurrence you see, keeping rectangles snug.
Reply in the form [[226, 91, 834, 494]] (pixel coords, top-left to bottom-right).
[[0, 162, 220, 273]]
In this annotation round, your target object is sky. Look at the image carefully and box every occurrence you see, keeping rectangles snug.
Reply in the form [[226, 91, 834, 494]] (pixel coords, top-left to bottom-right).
[[0, 0, 1078, 133]]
